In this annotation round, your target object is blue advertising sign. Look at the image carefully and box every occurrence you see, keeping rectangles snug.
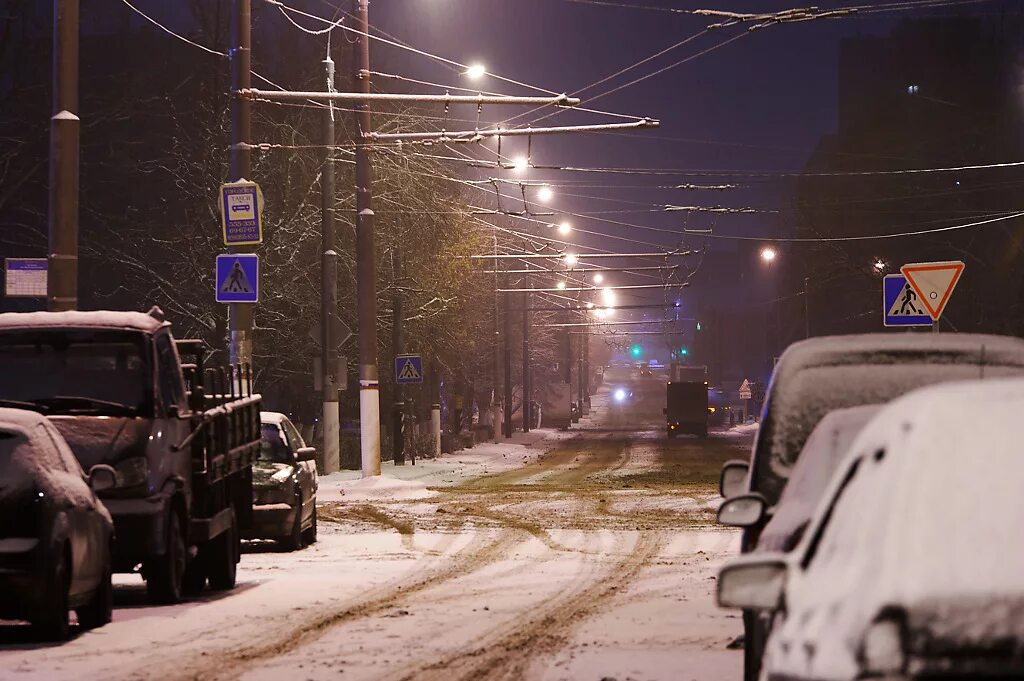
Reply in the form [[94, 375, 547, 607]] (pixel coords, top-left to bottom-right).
[[395, 354, 424, 384], [220, 181, 264, 246], [216, 254, 259, 304], [883, 274, 932, 327]]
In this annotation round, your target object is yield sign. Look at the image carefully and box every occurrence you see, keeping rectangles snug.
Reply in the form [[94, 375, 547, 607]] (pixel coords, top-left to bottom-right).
[[900, 261, 964, 321]]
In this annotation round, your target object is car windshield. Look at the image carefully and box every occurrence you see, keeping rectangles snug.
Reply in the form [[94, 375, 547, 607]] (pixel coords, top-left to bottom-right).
[[260, 424, 292, 464], [0, 330, 150, 416]]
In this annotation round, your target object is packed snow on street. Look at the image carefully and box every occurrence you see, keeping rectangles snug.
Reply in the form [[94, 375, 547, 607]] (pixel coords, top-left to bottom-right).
[[0, 385, 751, 681]]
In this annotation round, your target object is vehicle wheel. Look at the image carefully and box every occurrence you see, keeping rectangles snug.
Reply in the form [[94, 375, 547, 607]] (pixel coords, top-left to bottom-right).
[[207, 509, 238, 591], [77, 545, 113, 630], [281, 493, 304, 552], [302, 505, 318, 545], [33, 547, 70, 641], [146, 511, 186, 604]]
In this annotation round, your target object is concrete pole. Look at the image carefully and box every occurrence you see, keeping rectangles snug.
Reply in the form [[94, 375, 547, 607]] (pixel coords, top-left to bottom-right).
[[521, 290, 530, 432], [502, 284, 513, 438], [48, 0, 79, 312], [353, 0, 380, 477], [228, 0, 254, 369], [392, 249, 405, 465], [320, 56, 340, 474], [430, 360, 441, 457]]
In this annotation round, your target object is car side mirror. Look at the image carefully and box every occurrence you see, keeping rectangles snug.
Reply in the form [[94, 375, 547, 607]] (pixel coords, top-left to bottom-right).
[[295, 446, 316, 462], [88, 464, 118, 493], [717, 493, 767, 527], [717, 553, 788, 610], [719, 460, 749, 498]]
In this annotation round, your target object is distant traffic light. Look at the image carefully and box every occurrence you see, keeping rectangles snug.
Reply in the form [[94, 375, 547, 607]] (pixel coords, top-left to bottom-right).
[[630, 345, 642, 357], [679, 347, 689, 356]]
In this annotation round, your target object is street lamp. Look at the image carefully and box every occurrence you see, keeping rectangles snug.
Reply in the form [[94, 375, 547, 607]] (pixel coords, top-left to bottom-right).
[[556, 280, 566, 290], [537, 185, 554, 203], [760, 246, 777, 263], [592, 273, 603, 284], [602, 287, 616, 307], [563, 252, 578, 267], [465, 63, 486, 80], [557, 221, 571, 236], [873, 259, 887, 273], [512, 156, 529, 173]]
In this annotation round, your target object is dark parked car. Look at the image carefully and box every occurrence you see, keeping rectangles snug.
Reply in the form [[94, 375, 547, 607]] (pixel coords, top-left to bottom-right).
[[0, 408, 115, 640], [246, 412, 318, 551], [718, 333, 1024, 681]]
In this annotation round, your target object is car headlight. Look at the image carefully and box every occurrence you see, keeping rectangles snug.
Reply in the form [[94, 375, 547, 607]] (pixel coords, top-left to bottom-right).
[[114, 456, 149, 488], [861, 616, 907, 676]]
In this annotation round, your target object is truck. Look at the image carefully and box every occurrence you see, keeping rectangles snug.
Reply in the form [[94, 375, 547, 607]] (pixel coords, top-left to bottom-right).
[[665, 365, 709, 438], [0, 307, 262, 603]]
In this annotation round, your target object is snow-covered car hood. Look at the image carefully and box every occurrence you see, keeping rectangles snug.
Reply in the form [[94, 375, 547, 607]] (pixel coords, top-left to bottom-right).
[[252, 462, 294, 486], [48, 416, 152, 470], [763, 377, 1024, 681]]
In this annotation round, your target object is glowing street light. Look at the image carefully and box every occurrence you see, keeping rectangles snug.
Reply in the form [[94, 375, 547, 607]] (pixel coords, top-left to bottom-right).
[[563, 252, 578, 267], [512, 156, 529, 173], [465, 63, 487, 80], [556, 280, 567, 290], [557, 221, 572, 235], [592, 273, 604, 284], [760, 246, 777, 263], [536, 185, 554, 203], [602, 287, 616, 307], [873, 259, 886, 272]]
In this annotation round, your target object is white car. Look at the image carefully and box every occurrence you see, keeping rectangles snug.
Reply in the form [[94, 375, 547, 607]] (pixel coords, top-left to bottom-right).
[[718, 377, 1024, 680]]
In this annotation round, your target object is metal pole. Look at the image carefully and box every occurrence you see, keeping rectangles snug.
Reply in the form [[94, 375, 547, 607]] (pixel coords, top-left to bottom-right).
[[320, 56, 340, 474], [48, 0, 79, 312], [430, 359, 441, 457], [804, 276, 810, 339], [503, 282, 513, 439], [229, 0, 254, 369], [353, 0, 380, 477], [583, 327, 591, 413], [492, 232, 501, 442], [392, 249, 405, 465], [521, 290, 530, 433]]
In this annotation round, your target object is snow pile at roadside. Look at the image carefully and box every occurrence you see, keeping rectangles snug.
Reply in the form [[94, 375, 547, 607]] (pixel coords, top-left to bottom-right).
[[721, 421, 759, 438], [319, 475, 438, 502]]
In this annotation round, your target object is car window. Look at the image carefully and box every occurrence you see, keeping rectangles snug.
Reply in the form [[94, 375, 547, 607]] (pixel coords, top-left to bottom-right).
[[155, 333, 187, 415], [800, 457, 865, 570], [281, 418, 305, 450], [260, 424, 293, 464]]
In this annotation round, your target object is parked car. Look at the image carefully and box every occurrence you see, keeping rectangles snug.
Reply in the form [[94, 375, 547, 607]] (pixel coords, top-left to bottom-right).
[[0, 408, 115, 640], [246, 412, 318, 551], [718, 377, 1024, 680], [718, 333, 1024, 680]]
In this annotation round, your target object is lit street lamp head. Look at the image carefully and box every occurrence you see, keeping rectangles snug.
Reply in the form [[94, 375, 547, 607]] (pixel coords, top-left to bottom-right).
[[557, 221, 572, 235], [761, 246, 777, 263], [592, 273, 604, 284], [563, 252, 578, 267], [537, 185, 554, 203], [465, 63, 487, 80], [512, 156, 529, 173], [557, 280, 567, 290]]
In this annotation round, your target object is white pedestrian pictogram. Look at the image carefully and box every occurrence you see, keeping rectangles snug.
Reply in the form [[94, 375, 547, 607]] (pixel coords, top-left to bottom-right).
[[221, 260, 253, 294], [398, 359, 421, 381]]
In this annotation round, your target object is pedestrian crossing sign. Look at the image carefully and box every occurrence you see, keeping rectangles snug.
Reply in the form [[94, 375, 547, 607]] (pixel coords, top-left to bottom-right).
[[883, 274, 932, 327], [395, 354, 424, 384], [215, 254, 259, 303]]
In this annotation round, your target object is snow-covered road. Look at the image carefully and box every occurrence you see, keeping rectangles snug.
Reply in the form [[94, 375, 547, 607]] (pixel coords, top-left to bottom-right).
[[0, 386, 751, 681]]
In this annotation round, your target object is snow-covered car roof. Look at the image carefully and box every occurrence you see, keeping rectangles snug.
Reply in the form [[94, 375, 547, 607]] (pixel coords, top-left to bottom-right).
[[260, 411, 288, 425], [754, 333, 1024, 502], [765, 376, 1024, 678], [0, 310, 166, 334], [756, 403, 881, 553]]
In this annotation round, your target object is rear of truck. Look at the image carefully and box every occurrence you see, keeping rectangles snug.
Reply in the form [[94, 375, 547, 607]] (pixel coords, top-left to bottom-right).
[[666, 381, 709, 438]]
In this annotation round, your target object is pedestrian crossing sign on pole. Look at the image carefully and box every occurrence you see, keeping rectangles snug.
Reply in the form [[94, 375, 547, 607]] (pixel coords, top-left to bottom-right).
[[395, 354, 424, 384], [883, 274, 932, 327], [215, 254, 259, 303]]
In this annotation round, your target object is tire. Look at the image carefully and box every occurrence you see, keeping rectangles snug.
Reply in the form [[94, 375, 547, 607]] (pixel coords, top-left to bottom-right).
[[207, 509, 238, 591], [77, 545, 113, 630], [302, 505, 318, 545], [281, 493, 304, 552], [33, 546, 71, 641], [182, 556, 206, 597], [146, 511, 186, 605]]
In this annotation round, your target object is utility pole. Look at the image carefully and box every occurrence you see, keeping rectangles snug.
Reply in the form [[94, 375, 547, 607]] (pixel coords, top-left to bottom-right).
[[48, 0, 79, 312], [353, 0, 380, 477], [320, 55, 340, 474], [229, 0, 254, 368], [521, 290, 530, 433], [392, 249, 405, 465], [502, 282, 513, 438]]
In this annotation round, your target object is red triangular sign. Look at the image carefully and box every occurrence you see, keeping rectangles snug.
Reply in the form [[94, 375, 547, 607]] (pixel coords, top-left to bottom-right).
[[900, 261, 965, 321]]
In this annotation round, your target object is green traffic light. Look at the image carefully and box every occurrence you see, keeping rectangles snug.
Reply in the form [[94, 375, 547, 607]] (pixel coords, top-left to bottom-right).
[[680, 347, 688, 356], [631, 345, 642, 357]]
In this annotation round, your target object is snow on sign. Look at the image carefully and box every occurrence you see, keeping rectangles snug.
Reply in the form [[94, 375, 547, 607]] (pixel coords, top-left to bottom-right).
[[215, 254, 259, 303], [900, 260, 965, 321], [220, 180, 264, 246], [883, 274, 932, 327], [395, 354, 424, 385], [4, 258, 47, 298], [738, 379, 752, 400]]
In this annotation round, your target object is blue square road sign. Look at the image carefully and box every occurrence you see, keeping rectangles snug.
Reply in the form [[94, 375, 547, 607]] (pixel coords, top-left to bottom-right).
[[216, 254, 259, 304], [883, 274, 931, 327], [395, 354, 424, 384]]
